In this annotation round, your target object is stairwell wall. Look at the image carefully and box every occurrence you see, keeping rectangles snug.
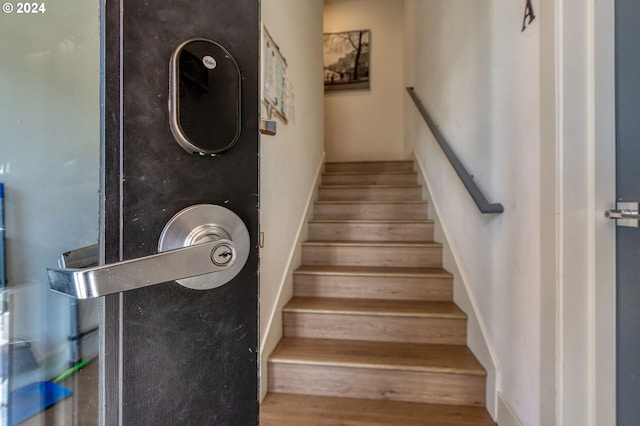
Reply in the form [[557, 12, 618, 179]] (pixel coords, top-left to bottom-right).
[[259, 0, 325, 400], [404, 1, 540, 425], [323, 0, 405, 161]]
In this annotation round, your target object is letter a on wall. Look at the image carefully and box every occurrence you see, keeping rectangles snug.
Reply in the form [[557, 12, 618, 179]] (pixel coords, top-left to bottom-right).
[[522, 0, 536, 32]]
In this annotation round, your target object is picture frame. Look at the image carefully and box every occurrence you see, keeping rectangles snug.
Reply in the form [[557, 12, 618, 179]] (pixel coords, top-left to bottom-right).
[[323, 29, 371, 91]]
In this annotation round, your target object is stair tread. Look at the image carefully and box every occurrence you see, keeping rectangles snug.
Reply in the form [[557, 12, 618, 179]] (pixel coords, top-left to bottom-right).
[[269, 337, 486, 375], [323, 171, 417, 176], [294, 265, 452, 277], [260, 393, 496, 426], [309, 219, 433, 224], [315, 200, 426, 204], [283, 297, 466, 318], [325, 160, 414, 165], [324, 161, 415, 174], [303, 240, 440, 247], [319, 184, 421, 189]]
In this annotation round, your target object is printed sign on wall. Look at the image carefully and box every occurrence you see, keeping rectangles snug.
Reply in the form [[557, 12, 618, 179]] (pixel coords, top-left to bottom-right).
[[262, 26, 289, 122]]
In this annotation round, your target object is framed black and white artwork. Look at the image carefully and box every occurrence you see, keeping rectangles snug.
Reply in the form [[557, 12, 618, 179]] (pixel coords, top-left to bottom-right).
[[323, 29, 370, 91]]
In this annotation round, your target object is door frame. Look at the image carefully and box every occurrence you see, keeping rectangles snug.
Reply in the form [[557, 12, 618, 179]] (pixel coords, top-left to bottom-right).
[[540, 0, 616, 424], [101, 0, 123, 422], [591, 2, 616, 425]]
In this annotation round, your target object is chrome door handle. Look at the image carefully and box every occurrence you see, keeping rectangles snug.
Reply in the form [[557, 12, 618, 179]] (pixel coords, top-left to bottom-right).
[[605, 202, 640, 228], [48, 239, 237, 299], [48, 205, 250, 299]]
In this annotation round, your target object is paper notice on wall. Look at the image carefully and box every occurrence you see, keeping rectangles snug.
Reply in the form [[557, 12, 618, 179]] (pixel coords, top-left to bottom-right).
[[284, 79, 295, 124], [262, 25, 289, 123]]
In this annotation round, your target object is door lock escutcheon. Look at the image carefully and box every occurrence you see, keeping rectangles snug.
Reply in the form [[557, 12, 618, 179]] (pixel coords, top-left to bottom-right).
[[605, 202, 640, 228], [169, 39, 241, 155], [48, 204, 250, 299]]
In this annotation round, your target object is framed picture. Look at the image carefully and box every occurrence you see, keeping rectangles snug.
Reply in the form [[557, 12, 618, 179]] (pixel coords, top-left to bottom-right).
[[323, 29, 370, 91]]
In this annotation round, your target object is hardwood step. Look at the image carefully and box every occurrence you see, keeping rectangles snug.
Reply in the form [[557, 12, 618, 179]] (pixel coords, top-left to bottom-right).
[[283, 297, 467, 344], [301, 240, 442, 268], [293, 265, 453, 301], [308, 219, 434, 241], [260, 393, 497, 426], [314, 201, 428, 220], [324, 161, 414, 173], [322, 172, 418, 186], [317, 185, 422, 202], [268, 337, 486, 406]]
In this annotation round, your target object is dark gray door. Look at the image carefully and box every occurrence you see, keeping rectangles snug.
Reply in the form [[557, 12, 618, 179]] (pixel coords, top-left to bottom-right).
[[616, 0, 640, 423], [103, 1, 259, 424]]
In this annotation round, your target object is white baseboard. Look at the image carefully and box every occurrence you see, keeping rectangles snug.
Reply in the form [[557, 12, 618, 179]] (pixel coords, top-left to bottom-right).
[[413, 151, 500, 420], [498, 392, 525, 426], [259, 153, 325, 401]]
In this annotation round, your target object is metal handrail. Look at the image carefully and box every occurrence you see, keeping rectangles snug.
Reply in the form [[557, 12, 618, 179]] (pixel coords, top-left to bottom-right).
[[406, 87, 504, 214]]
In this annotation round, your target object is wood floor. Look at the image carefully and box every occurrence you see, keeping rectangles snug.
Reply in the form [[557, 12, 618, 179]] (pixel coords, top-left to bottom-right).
[[261, 161, 496, 425]]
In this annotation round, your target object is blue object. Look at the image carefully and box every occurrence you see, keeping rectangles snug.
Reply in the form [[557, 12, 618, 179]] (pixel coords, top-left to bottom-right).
[[9, 381, 73, 425]]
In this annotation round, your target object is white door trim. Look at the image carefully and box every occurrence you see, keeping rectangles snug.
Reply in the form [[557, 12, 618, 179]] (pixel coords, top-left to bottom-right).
[[592, 1, 616, 425], [542, 0, 616, 424]]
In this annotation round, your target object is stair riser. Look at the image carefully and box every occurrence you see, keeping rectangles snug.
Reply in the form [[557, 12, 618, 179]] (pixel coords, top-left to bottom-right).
[[293, 274, 453, 301], [314, 203, 428, 220], [323, 174, 417, 186], [283, 313, 466, 345], [268, 363, 486, 406], [261, 394, 497, 426], [318, 187, 422, 202], [325, 162, 414, 173], [308, 222, 434, 242], [302, 245, 442, 268]]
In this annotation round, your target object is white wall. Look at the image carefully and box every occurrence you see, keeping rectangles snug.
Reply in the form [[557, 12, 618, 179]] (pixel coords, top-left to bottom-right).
[[404, 1, 540, 424], [324, 0, 405, 161], [259, 0, 325, 400]]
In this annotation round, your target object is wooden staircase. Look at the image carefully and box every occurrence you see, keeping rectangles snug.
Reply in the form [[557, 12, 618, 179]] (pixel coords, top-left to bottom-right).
[[260, 161, 495, 425]]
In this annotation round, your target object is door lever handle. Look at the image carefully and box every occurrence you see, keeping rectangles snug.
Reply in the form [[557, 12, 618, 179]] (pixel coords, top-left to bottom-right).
[[48, 204, 250, 299], [605, 210, 640, 219], [48, 240, 237, 299], [605, 202, 640, 228]]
